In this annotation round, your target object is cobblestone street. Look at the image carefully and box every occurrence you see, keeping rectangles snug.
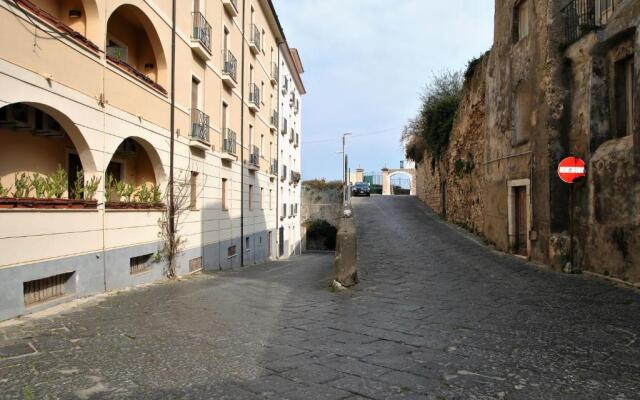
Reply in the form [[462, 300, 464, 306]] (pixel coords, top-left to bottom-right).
[[1, 196, 639, 399]]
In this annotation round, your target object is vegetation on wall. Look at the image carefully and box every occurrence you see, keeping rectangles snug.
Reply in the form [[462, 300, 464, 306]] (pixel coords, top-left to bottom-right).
[[402, 70, 464, 164], [302, 179, 343, 191], [0, 167, 101, 201]]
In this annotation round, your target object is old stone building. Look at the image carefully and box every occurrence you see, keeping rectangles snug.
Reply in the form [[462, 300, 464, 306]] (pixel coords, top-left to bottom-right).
[[414, 0, 639, 284]]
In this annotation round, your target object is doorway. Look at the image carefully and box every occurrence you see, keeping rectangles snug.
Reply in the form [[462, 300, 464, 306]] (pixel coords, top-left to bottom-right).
[[279, 227, 284, 257], [514, 186, 527, 256]]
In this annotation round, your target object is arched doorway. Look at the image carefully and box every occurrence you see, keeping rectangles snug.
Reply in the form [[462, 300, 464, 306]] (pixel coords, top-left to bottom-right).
[[389, 172, 412, 196], [106, 4, 168, 91], [382, 168, 416, 196], [0, 102, 97, 205], [104, 137, 166, 207]]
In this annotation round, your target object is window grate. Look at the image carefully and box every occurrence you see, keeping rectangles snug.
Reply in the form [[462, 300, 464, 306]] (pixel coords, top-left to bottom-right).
[[24, 273, 73, 306], [189, 257, 202, 272], [130, 254, 153, 275]]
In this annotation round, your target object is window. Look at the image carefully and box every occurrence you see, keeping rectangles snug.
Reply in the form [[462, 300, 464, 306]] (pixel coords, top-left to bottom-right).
[[514, 1, 529, 43], [190, 171, 199, 210], [261, 82, 265, 104], [260, 187, 264, 209], [222, 101, 228, 131], [228, 245, 237, 257], [189, 257, 202, 272], [249, 184, 253, 210], [261, 134, 264, 157], [269, 189, 273, 209], [107, 36, 128, 63], [130, 254, 153, 275], [615, 56, 634, 137], [24, 273, 73, 306], [191, 76, 200, 110], [222, 178, 228, 210], [223, 26, 229, 52], [245, 237, 250, 251]]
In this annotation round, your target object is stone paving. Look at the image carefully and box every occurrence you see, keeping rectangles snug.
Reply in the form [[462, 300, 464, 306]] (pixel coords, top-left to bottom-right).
[[1, 196, 640, 399]]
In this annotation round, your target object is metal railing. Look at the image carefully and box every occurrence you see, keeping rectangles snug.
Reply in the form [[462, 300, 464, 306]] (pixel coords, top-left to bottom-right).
[[250, 24, 261, 51], [295, 133, 299, 148], [289, 128, 295, 143], [249, 83, 260, 108], [271, 160, 278, 175], [561, 0, 623, 45], [291, 171, 301, 185], [223, 50, 237, 82], [191, 108, 210, 143], [271, 62, 279, 81], [227, 0, 238, 12], [223, 128, 237, 155], [191, 12, 212, 52], [281, 118, 288, 135], [250, 145, 260, 166], [271, 110, 279, 129], [281, 164, 287, 181]]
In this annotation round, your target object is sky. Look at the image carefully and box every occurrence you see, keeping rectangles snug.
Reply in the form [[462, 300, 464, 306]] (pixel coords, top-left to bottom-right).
[[271, 0, 495, 181]]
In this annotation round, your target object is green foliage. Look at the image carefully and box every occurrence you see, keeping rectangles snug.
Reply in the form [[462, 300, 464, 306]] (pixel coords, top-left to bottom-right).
[[454, 159, 475, 178], [47, 167, 67, 199], [120, 183, 135, 203], [151, 184, 162, 205], [0, 181, 10, 197], [304, 219, 337, 250], [136, 184, 152, 203], [464, 52, 489, 80], [403, 70, 463, 163], [84, 176, 101, 201], [31, 173, 48, 199], [73, 169, 85, 200], [13, 173, 31, 198]]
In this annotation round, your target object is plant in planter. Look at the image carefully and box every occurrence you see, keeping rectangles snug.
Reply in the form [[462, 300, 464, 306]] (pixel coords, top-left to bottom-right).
[[31, 173, 48, 199], [13, 173, 32, 198], [121, 183, 135, 203], [151, 184, 162, 207], [72, 169, 85, 200], [0, 182, 11, 198], [46, 167, 67, 199], [84, 176, 101, 201], [136, 184, 152, 204]]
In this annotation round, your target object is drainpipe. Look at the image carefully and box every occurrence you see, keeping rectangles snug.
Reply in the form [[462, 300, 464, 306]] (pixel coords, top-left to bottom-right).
[[169, 0, 176, 273], [275, 42, 282, 259], [240, 0, 247, 267]]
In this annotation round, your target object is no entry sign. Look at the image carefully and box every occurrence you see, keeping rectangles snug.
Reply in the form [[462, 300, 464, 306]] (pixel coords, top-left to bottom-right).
[[558, 156, 586, 183]]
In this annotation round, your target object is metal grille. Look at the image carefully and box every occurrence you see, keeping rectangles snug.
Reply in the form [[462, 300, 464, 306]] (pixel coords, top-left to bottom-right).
[[250, 24, 262, 51], [189, 257, 202, 272], [130, 254, 152, 275], [191, 108, 210, 143], [24, 273, 72, 306], [223, 50, 237, 82], [561, 0, 623, 45], [250, 146, 260, 166], [223, 128, 237, 155], [249, 84, 260, 107], [191, 12, 212, 52]]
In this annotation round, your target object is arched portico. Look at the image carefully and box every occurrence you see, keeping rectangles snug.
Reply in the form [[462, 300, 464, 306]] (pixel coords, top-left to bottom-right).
[[382, 168, 416, 196], [105, 136, 167, 193]]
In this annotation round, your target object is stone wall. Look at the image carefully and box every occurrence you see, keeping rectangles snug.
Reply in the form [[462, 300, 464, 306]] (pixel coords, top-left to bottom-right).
[[300, 182, 342, 251]]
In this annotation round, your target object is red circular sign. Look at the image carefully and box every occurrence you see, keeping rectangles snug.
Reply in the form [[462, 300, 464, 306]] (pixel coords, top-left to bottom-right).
[[558, 156, 586, 183]]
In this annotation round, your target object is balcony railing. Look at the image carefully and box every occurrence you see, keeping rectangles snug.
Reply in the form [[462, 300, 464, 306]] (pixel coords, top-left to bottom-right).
[[281, 118, 288, 135], [191, 12, 212, 53], [271, 160, 278, 175], [561, 0, 623, 45], [223, 128, 237, 155], [281, 165, 287, 182], [270, 110, 279, 129], [249, 83, 260, 108], [291, 171, 301, 185], [270, 62, 279, 82], [289, 128, 295, 143], [223, 50, 237, 82], [191, 108, 210, 143], [250, 145, 260, 166], [294, 133, 299, 148], [250, 24, 262, 52]]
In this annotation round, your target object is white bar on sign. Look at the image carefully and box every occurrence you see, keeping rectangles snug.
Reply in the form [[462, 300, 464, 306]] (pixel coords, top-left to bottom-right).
[[558, 167, 585, 174]]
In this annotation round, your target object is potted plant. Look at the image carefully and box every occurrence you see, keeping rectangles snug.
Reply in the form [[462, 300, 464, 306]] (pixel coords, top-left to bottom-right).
[[13, 172, 35, 208], [46, 167, 68, 209], [83, 175, 100, 208], [0, 181, 14, 208]]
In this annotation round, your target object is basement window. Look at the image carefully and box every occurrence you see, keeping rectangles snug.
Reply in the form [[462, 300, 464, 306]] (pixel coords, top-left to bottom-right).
[[189, 257, 202, 273], [24, 273, 73, 306], [228, 245, 237, 258], [130, 253, 153, 275]]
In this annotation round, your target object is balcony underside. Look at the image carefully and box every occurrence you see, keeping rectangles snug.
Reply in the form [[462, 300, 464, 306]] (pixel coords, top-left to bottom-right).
[[190, 41, 211, 61], [222, 75, 237, 88], [190, 139, 210, 151]]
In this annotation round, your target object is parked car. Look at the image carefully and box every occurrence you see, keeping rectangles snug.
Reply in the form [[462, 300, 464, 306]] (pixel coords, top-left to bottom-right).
[[352, 182, 371, 197]]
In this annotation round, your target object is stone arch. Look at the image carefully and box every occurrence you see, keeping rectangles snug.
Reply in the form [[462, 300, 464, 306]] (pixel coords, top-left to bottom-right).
[[382, 168, 417, 196], [106, 3, 168, 88], [105, 136, 166, 187], [0, 101, 97, 176]]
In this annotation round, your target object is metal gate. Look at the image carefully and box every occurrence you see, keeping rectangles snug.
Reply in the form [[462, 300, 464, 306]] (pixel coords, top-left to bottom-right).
[[514, 186, 527, 256]]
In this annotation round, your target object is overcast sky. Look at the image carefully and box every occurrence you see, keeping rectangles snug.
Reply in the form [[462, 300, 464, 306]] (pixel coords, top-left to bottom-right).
[[272, 0, 495, 181]]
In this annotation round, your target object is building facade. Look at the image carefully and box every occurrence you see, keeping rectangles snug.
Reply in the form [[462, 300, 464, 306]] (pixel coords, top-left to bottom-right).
[[414, 0, 639, 283], [277, 45, 304, 258], [0, 0, 304, 321]]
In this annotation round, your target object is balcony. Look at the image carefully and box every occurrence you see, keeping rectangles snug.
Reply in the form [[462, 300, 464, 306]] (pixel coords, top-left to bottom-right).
[[221, 128, 237, 161], [248, 145, 260, 171], [248, 83, 260, 112], [190, 108, 210, 151], [290, 171, 301, 186], [561, 0, 623, 46], [270, 62, 279, 85], [190, 12, 212, 61], [270, 110, 279, 132], [281, 203, 287, 220], [222, 50, 238, 88], [249, 24, 261, 54], [281, 118, 288, 136], [222, 0, 238, 17], [281, 165, 287, 182], [270, 160, 278, 176], [289, 128, 295, 143], [294, 133, 299, 148]]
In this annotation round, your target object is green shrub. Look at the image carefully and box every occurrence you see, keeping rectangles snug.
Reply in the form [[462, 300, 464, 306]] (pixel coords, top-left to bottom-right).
[[13, 173, 31, 198], [84, 176, 101, 201], [0, 181, 11, 197], [31, 173, 48, 198], [47, 167, 67, 199]]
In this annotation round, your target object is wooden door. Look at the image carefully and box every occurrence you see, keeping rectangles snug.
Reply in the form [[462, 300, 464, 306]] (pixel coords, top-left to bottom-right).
[[514, 186, 528, 256]]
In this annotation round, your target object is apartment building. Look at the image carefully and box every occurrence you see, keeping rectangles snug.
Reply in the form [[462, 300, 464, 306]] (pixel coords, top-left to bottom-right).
[[277, 45, 304, 258], [0, 0, 304, 321]]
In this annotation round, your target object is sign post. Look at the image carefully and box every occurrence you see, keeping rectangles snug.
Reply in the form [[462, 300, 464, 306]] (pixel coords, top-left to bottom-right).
[[557, 156, 586, 271]]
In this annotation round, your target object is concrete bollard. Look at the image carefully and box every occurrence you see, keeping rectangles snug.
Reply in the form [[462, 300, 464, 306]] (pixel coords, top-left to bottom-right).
[[334, 209, 358, 287]]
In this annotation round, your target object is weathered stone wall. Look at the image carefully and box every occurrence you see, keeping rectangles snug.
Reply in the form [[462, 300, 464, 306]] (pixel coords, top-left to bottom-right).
[[413, 0, 640, 284], [301, 183, 342, 227]]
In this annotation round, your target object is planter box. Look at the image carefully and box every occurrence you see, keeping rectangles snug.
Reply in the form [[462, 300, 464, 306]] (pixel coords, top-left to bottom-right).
[[105, 202, 166, 210], [0, 198, 98, 209]]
